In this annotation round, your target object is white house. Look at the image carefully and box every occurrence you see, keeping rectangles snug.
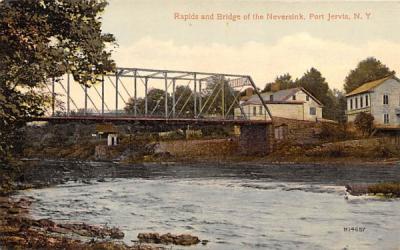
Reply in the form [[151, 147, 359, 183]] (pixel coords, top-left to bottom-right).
[[235, 87, 323, 121], [346, 75, 400, 127]]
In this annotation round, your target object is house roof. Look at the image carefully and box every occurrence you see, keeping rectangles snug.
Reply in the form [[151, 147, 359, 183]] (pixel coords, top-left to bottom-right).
[[244, 100, 304, 105], [345, 75, 397, 97], [96, 124, 118, 133], [243, 87, 323, 106]]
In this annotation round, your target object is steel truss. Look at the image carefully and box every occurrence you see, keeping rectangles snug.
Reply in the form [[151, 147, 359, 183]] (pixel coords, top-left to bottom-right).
[[49, 67, 272, 121]]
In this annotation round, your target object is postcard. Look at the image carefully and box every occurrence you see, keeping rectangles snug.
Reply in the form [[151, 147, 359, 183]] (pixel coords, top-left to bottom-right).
[[0, 1, 399, 249]]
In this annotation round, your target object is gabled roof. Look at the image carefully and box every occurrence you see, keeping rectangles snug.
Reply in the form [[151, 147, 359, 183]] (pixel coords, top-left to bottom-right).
[[345, 75, 398, 97], [244, 87, 323, 106], [96, 124, 118, 133], [260, 88, 300, 101]]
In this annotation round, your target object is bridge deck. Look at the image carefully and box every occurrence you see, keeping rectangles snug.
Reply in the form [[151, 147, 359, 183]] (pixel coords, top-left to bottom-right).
[[32, 116, 271, 126]]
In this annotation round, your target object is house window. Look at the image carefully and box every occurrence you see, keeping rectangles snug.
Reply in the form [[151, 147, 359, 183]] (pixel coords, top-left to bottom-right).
[[366, 95, 369, 106], [253, 106, 257, 116], [310, 107, 316, 115], [270, 95, 274, 101], [292, 95, 296, 100], [384, 113, 389, 124], [383, 94, 389, 105], [350, 99, 353, 110], [306, 95, 310, 101], [360, 96, 363, 108], [355, 98, 358, 109], [259, 105, 263, 115]]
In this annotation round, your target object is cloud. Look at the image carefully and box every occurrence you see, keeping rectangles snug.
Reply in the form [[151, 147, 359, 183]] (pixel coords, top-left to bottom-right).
[[112, 33, 400, 90]]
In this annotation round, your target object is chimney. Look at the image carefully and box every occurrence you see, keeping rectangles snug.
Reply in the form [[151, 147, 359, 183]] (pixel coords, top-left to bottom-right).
[[271, 82, 280, 92], [245, 88, 254, 97]]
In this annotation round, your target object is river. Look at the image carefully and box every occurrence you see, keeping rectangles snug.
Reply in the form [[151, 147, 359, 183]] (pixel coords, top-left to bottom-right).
[[16, 161, 400, 249]]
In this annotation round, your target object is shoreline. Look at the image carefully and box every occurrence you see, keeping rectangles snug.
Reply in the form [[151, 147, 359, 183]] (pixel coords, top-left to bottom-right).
[[0, 196, 162, 249], [18, 154, 400, 166]]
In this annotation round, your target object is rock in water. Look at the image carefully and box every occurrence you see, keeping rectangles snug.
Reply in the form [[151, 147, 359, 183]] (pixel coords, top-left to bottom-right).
[[137, 232, 201, 246], [345, 184, 369, 196]]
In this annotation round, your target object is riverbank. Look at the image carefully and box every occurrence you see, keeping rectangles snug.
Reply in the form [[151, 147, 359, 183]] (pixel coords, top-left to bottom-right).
[[0, 196, 134, 249], [0, 194, 204, 249]]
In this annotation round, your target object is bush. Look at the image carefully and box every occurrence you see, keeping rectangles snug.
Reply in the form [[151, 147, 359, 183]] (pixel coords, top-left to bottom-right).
[[319, 123, 354, 141], [354, 112, 374, 136]]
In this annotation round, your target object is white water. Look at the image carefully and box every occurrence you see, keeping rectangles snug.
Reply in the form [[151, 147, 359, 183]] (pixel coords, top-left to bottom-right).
[[20, 177, 400, 249]]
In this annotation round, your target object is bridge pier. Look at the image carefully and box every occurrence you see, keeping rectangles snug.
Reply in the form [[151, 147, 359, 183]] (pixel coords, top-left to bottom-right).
[[239, 124, 274, 155]]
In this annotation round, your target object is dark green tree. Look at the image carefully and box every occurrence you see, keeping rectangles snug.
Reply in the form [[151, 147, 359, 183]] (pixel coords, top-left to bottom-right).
[[146, 88, 170, 116], [344, 57, 395, 93], [125, 86, 197, 117], [262, 73, 295, 92], [295, 68, 338, 119], [174, 86, 194, 117], [322, 89, 347, 122], [354, 112, 374, 136], [296, 68, 330, 105], [124, 97, 144, 115], [125, 88, 170, 116], [202, 76, 238, 117], [0, 0, 116, 162]]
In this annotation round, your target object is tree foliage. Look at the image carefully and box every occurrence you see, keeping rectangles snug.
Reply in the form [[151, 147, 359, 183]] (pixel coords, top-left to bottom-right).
[[0, 0, 115, 162], [354, 112, 375, 136], [344, 57, 395, 93], [328, 89, 347, 123], [125, 88, 172, 117], [262, 73, 295, 92], [296, 68, 329, 106], [202, 76, 237, 116]]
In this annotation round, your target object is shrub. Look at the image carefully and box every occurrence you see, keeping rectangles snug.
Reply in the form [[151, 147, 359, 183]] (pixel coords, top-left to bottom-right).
[[319, 123, 355, 141], [354, 112, 374, 136]]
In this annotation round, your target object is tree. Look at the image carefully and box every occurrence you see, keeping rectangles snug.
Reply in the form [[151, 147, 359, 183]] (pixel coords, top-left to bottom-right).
[[174, 86, 194, 117], [296, 68, 330, 105], [262, 73, 295, 92], [295, 68, 339, 119], [202, 76, 238, 117], [354, 112, 374, 136], [0, 0, 116, 162], [125, 88, 171, 116], [330, 89, 347, 123], [344, 57, 395, 93]]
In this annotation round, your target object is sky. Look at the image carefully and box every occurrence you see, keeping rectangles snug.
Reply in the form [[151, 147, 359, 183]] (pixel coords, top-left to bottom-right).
[[99, 0, 400, 91]]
